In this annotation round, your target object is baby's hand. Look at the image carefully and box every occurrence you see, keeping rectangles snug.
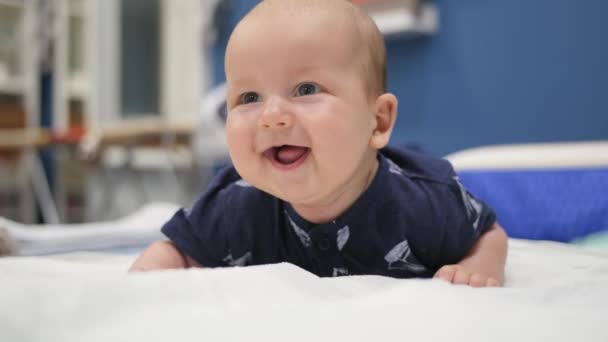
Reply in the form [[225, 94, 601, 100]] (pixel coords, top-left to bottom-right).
[[433, 264, 501, 287]]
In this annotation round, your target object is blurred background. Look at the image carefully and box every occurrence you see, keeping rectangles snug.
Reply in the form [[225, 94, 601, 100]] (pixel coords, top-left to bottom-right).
[[0, 0, 607, 225]]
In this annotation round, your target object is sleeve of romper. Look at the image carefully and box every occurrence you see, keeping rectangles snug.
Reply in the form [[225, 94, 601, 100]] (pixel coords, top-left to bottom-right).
[[409, 175, 497, 271], [160, 167, 238, 268], [440, 176, 497, 263]]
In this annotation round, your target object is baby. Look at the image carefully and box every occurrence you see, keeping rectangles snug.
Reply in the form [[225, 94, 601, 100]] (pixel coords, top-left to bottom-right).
[[130, 0, 507, 287]]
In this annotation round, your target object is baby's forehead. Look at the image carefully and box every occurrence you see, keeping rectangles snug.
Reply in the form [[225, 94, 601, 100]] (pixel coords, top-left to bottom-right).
[[226, 0, 384, 95], [228, 4, 366, 60]]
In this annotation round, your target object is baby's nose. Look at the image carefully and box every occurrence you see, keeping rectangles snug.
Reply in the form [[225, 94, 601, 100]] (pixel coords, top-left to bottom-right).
[[258, 97, 294, 129]]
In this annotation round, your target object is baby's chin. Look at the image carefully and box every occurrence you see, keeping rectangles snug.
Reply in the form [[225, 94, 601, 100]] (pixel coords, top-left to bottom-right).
[[240, 168, 329, 205], [278, 188, 332, 209], [256, 182, 317, 205]]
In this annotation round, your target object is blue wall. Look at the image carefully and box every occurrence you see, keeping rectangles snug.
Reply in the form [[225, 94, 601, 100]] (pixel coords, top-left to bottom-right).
[[212, 0, 608, 156]]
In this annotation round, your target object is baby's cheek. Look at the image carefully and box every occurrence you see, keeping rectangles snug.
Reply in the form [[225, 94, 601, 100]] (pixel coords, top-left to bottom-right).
[[226, 136, 253, 178], [319, 139, 364, 174], [226, 121, 250, 153]]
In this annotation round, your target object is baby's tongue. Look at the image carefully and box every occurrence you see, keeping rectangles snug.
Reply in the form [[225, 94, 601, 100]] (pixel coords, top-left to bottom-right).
[[276, 146, 308, 164]]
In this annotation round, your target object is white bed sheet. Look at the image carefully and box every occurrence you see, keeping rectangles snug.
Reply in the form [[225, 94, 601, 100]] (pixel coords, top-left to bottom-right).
[[1, 239, 607, 342], [0, 202, 179, 255]]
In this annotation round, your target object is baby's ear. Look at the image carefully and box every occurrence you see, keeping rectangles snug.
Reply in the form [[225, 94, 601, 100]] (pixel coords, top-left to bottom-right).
[[369, 93, 398, 149]]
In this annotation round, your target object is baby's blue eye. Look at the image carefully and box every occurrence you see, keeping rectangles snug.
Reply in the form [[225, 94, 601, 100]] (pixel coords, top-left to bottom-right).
[[295, 83, 320, 97], [240, 92, 259, 104]]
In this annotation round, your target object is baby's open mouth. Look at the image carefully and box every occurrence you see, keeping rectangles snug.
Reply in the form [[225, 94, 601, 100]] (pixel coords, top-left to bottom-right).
[[264, 145, 310, 166]]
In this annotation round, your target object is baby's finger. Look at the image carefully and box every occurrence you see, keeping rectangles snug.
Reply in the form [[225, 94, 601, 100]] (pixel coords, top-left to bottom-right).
[[452, 269, 471, 285], [434, 266, 457, 283], [469, 273, 487, 287], [486, 277, 501, 287]]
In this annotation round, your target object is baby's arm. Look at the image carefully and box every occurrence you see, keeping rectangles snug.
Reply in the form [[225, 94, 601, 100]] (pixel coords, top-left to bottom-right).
[[128, 240, 201, 272], [434, 223, 507, 287]]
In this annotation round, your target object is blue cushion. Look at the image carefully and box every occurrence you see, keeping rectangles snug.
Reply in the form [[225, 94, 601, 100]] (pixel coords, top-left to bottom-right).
[[457, 168, 608, 242]]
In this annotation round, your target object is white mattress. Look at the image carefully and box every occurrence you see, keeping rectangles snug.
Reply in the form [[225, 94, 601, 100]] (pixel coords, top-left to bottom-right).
[[1, 239, 607, 342], [445, 140, 608, 170], [0, 202, 179, 256]]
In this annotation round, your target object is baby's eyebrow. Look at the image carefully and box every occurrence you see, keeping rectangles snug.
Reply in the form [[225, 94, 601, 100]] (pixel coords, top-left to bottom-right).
[[291, 64, 330, 76], [292, 64, 322, 72], [226, 72, 261, 86], [226, 81, 257, 97], [227, 79, 253, 90]]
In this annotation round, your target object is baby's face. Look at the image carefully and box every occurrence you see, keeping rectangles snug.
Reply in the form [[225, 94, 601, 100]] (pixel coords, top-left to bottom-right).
[[225, 11, 379, 208]]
